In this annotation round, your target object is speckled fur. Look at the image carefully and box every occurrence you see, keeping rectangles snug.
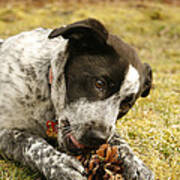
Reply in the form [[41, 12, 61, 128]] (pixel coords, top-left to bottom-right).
[[0, 25, 154, 180], [110, 133, 154, 180]]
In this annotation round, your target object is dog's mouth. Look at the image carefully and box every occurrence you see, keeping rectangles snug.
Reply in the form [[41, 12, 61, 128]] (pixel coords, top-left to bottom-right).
[[61, 119, 91, 154]]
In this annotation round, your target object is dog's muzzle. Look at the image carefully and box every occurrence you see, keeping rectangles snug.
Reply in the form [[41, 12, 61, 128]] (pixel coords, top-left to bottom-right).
[[61, 119, 112, 154]]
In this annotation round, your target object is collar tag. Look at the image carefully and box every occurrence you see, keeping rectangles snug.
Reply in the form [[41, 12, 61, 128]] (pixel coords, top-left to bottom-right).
[[46, 120, 58, 138]]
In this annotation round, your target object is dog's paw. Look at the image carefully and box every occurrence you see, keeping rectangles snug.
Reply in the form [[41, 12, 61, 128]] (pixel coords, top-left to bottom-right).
[[114, 145, 154, 180], [48, 154, 87, 180], [122, 157, 154, 180], [109, 133, 154, 179]]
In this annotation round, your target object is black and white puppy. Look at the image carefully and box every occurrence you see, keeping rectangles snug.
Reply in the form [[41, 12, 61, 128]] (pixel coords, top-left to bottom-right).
[[0, 19, 153, 180]]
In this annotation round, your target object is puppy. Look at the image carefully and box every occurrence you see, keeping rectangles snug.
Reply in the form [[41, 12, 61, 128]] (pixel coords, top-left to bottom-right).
[[0, 18, 153, 180]]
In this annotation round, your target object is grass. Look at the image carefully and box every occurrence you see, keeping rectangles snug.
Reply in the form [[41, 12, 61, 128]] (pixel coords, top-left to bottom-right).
[[0, 0, 179, 179]]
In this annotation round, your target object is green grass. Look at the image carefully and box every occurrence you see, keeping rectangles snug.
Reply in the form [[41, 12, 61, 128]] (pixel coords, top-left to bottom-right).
[[0, 159, 40, 180], [0, 1, 179, 179]]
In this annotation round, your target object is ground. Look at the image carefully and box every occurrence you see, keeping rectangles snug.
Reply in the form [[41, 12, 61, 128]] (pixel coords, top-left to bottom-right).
[[0, 0, 179, 179]]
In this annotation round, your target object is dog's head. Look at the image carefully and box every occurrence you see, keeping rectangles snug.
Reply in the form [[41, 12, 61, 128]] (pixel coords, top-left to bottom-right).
[[48, 18, 152, 154]]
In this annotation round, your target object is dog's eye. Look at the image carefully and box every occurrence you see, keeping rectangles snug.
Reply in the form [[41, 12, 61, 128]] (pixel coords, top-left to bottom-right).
[[120, 94, 134, 109], [123, 95, 134, 103], [95, 79, 105, 90]]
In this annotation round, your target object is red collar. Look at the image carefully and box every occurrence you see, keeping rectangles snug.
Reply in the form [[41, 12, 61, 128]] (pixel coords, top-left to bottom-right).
[[49, 67, 53, 85], [47, 67, 57, 138]]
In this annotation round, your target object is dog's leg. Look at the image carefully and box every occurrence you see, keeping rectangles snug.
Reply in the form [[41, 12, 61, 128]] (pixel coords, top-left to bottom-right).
[[0, 129, 86, 180], [109, 132, 154, 180]]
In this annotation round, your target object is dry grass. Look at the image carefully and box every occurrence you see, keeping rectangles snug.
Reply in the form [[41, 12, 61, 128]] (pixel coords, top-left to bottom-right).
[[0, 0, 179, 179]]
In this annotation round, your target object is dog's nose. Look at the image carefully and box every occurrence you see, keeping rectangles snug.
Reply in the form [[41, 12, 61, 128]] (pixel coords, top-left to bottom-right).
[[85, 130, 107, 146], [80, 125, 112, 147]]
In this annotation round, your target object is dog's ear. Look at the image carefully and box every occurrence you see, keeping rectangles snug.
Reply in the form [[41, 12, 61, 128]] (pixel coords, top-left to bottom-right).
[[48, 18, 108, 47], [141, 63, 153, 97]]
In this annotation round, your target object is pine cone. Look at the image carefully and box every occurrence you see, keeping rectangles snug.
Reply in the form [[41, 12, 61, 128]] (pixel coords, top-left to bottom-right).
[[76, 144, 124, 180]]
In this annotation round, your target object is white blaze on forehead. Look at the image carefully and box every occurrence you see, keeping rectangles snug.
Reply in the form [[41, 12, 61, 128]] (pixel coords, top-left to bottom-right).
[[120, 64, 140, 99]]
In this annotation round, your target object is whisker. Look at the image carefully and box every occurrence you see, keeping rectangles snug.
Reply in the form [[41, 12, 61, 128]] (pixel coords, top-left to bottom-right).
[[57, 121, 84, 137], [62, 129, 71, 135]]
